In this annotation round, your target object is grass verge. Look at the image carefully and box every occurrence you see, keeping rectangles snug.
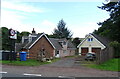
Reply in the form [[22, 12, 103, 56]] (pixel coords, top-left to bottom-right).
[[85, 58, 119, 71], [0, 58, 60, 66], [65, 55, 78, 58]]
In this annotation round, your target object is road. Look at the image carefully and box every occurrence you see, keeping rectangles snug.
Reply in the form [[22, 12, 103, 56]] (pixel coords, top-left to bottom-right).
[[1, 57, 119, 78]]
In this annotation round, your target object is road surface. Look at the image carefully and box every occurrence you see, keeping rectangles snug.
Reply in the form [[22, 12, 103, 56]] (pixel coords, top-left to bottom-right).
[[1, 57, 119, 78]]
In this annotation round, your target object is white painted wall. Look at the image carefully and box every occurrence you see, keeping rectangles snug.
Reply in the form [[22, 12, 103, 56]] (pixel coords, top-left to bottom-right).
[[78, 34, 106, 55]]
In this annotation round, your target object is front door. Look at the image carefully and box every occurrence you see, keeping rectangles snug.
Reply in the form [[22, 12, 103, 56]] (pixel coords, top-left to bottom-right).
[[55, 51, 60, 58]]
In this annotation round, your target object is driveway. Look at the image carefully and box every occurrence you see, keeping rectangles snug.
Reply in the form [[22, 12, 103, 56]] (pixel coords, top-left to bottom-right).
[[1, 57, 119, 77], [43, 57, 76, 67]]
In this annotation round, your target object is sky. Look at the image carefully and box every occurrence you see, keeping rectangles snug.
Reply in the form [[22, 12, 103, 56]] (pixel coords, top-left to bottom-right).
[[1, 0, 110, 38]]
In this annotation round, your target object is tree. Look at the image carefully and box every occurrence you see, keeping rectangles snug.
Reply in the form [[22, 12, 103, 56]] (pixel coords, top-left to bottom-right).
[[72, 37, 81, 47], [94, 1, 120, 43], [93, 1, 120, 58], [16, 31, 22, 43], [17, 31, 30, 43], [20, 31, 30, 36], [53, 19, 73, 39], [0, 27, 31, 50], [46, 34, 57, 38], [109, 41, 120, 57], [1, 27, 11, 50]]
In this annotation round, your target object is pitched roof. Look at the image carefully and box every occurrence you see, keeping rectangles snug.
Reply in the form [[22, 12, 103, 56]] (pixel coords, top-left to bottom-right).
[[16, 33, 76, 51], [49, 38, 76, 50], [49, 38, 62, 50], [67, 40, 76, 48], [22, 33, 55, 49], [77, 33, 111, 48], [23, 33, 42, 49], [91, 33, 111, 47]]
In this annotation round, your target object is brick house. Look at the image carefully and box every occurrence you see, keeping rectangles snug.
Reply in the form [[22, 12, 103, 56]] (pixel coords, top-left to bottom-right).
[[16, 29, 76, 59]]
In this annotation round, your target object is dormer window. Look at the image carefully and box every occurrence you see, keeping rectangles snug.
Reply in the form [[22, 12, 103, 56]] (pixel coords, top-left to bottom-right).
[[88, 38, 93, 42], [59, 41, 63, 46], [63, 41, 66, 45], [29, 36, 32, 42]]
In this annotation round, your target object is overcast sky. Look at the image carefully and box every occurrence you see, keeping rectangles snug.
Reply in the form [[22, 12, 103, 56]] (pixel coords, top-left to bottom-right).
[[1, 0, 110, 38]]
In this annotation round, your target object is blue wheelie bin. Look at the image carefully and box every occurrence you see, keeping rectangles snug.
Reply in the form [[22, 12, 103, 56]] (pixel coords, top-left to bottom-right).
[[20, 51, 27, 61]]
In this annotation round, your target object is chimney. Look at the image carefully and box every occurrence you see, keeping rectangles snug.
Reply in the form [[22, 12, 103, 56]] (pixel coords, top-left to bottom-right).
[[32, 28, 36, 34]]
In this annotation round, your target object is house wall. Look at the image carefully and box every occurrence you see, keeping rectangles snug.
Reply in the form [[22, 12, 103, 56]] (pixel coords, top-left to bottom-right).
[[59, 50, 68, 57], [29, 36, 55, 59], [67, 49, 75, 56], [58, 40, 75, 57], [78, 35, 106, 55], [62, 41, 68, 50], [60, 40, 76, 57], [59, 49, 75, 57]]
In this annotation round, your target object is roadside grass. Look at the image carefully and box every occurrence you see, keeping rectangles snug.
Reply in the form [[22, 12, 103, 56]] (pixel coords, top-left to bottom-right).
[[0, 58, 60, 66], [65, 55, 78, 58], [84, 58, 119, 71]]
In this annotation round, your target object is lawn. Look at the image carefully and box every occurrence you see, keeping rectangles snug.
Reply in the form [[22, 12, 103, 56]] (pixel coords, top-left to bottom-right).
[[0, 58, 60, 66], [86, 58, 119, 71]]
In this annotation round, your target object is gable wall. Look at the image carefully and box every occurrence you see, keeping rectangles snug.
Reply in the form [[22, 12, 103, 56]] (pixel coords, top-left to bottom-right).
[[29, 36, 54, 59], [80, 35, 105, 49], [78, 35, 106, 55]]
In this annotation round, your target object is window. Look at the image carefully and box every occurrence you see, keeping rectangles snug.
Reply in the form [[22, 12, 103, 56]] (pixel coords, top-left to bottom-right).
[[59, 42, 63, 47], [88, 38, 91, 41], [63, 41, 66, 45], [42, 51, 45, 55], [91, 38, 93, 41], [42, 48, 45, 55], [29, 36, 32, 42], [55, 51, 59, 56], [63, 50, 67, 53], [57, 51, 59, 54], [88, 38, 93, 42]]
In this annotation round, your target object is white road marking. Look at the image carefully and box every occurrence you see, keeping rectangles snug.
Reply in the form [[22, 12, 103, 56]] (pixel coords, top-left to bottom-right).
[[58, 76, 75, 79], [58, 76, 66, 78], [0, 72, 7, 74], [23, 73, 41, 76]]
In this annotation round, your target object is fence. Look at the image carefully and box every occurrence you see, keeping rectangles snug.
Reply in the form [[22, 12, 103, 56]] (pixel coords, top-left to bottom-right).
[[96, 47, 114, 64], [0, 51, 17, 60]]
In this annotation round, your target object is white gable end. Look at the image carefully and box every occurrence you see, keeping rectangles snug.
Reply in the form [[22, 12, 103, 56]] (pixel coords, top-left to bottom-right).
[[80, 35, 106, 49], [77, 33, 106, 55]]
